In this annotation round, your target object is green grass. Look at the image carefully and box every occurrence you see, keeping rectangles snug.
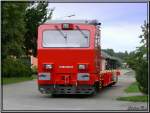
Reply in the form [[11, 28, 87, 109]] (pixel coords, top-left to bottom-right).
[[117, 95, 148, 102], [2, 77, 34, 85], [125, 82, 140, 93], [117, 82, 148, 102]]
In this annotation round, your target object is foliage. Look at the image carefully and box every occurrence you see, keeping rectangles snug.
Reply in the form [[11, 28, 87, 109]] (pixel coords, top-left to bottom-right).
[[102, 49, 115, 56], [125, 51, 138, 70], [1, 2, 54, 58], [125, 82, 140, 93], [2, 57, 32, 78], [1, 2, 54, 79], [1, 2, 27, 59], [135, 60, 148, 94], [117, 95, 148, 102], [24, 1, 54, 56], [125, 21, 148, 94], [135, 21, 148, 94], [31, 66, 38, 74]]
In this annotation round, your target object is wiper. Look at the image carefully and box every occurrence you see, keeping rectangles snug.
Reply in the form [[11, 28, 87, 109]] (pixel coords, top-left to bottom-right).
[[76, 26, 88, 38], [55, 25, 67, 39]]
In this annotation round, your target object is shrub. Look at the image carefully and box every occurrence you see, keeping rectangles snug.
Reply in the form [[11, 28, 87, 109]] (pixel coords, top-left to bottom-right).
[[31, 65, 38, 74], [135, 59, 148, 94], [2, 57, 32, 78]]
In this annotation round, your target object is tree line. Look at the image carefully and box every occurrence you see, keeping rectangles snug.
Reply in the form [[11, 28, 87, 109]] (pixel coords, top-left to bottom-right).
[[1, 1, 54, 78]]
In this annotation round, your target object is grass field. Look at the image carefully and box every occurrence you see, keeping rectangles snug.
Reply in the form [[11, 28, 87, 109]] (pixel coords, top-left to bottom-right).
[[117, 95, 148, 102], [2, 77, 34, 85], [117, 82, 148, 102], [125, 82, 140, 93]]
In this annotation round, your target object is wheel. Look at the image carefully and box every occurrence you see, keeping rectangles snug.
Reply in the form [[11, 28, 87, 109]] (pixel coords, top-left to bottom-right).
[[94, 81, 102, 93], [51, 94, 60, 97]]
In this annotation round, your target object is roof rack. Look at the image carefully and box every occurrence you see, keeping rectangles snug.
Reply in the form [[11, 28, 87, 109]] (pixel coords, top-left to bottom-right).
[[44, 19, 101, 26]]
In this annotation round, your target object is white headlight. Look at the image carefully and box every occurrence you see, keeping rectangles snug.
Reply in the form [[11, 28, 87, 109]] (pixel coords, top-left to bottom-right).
[[44, 64, 53, 69], [78, 64, 86, 70]]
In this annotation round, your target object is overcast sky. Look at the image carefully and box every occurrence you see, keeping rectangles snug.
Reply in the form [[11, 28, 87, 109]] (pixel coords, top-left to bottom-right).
[[48, 3, 147, 52]]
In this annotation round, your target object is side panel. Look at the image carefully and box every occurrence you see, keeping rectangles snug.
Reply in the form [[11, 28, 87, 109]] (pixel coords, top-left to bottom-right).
[[101, 70, 120, 87]]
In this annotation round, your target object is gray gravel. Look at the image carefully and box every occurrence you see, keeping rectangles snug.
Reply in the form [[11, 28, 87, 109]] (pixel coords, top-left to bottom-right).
[[2, 69, 148, 111]]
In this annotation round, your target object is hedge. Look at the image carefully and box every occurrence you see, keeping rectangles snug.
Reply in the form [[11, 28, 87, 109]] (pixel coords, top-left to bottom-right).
[[2, 57, 32, 78]]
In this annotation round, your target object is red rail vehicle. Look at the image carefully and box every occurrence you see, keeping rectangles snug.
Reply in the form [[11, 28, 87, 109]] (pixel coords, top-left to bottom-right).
[[37, 20, 121, 95]]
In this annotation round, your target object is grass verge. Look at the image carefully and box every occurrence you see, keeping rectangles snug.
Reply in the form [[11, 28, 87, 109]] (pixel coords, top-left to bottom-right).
[[2, 77, 34, 85], [125, 82, 140, 93], [117, 95, 148, 102]]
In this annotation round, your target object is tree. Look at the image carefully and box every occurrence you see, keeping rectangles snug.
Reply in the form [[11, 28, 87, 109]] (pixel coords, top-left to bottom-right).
[[135, 21, 148, 94], [102, 49, 115, 56], [125, 51, 138, 70], [1, 2, 28, 59], [139, 21, 148, 49], [1, 2, 32, 78], [24, 1, 54, 56], [125, 21, 148, 94]]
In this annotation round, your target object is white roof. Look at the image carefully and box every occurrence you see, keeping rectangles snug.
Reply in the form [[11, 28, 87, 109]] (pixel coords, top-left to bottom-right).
[[44, 19, 101, 25]]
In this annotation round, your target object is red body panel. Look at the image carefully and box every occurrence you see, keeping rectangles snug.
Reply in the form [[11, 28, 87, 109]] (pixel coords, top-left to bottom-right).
[[103, 72, 112, 86]]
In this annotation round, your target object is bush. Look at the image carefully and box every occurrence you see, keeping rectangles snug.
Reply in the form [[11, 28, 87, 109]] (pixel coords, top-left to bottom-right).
[[2, 57, 32, 78], [135, 60, 148, 94], [31, 65, 37, 74]]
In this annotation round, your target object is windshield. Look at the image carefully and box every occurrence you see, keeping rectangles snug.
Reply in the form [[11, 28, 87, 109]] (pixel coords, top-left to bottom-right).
[[42, 30, 90, 47]]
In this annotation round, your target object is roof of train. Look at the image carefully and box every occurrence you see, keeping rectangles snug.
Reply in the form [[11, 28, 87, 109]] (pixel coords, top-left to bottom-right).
[[101, 51, 121, 62], [44, 19, 101, 25]]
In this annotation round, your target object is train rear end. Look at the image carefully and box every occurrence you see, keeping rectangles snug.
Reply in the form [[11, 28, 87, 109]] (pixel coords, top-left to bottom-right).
[[37, 20, 101, 95]]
